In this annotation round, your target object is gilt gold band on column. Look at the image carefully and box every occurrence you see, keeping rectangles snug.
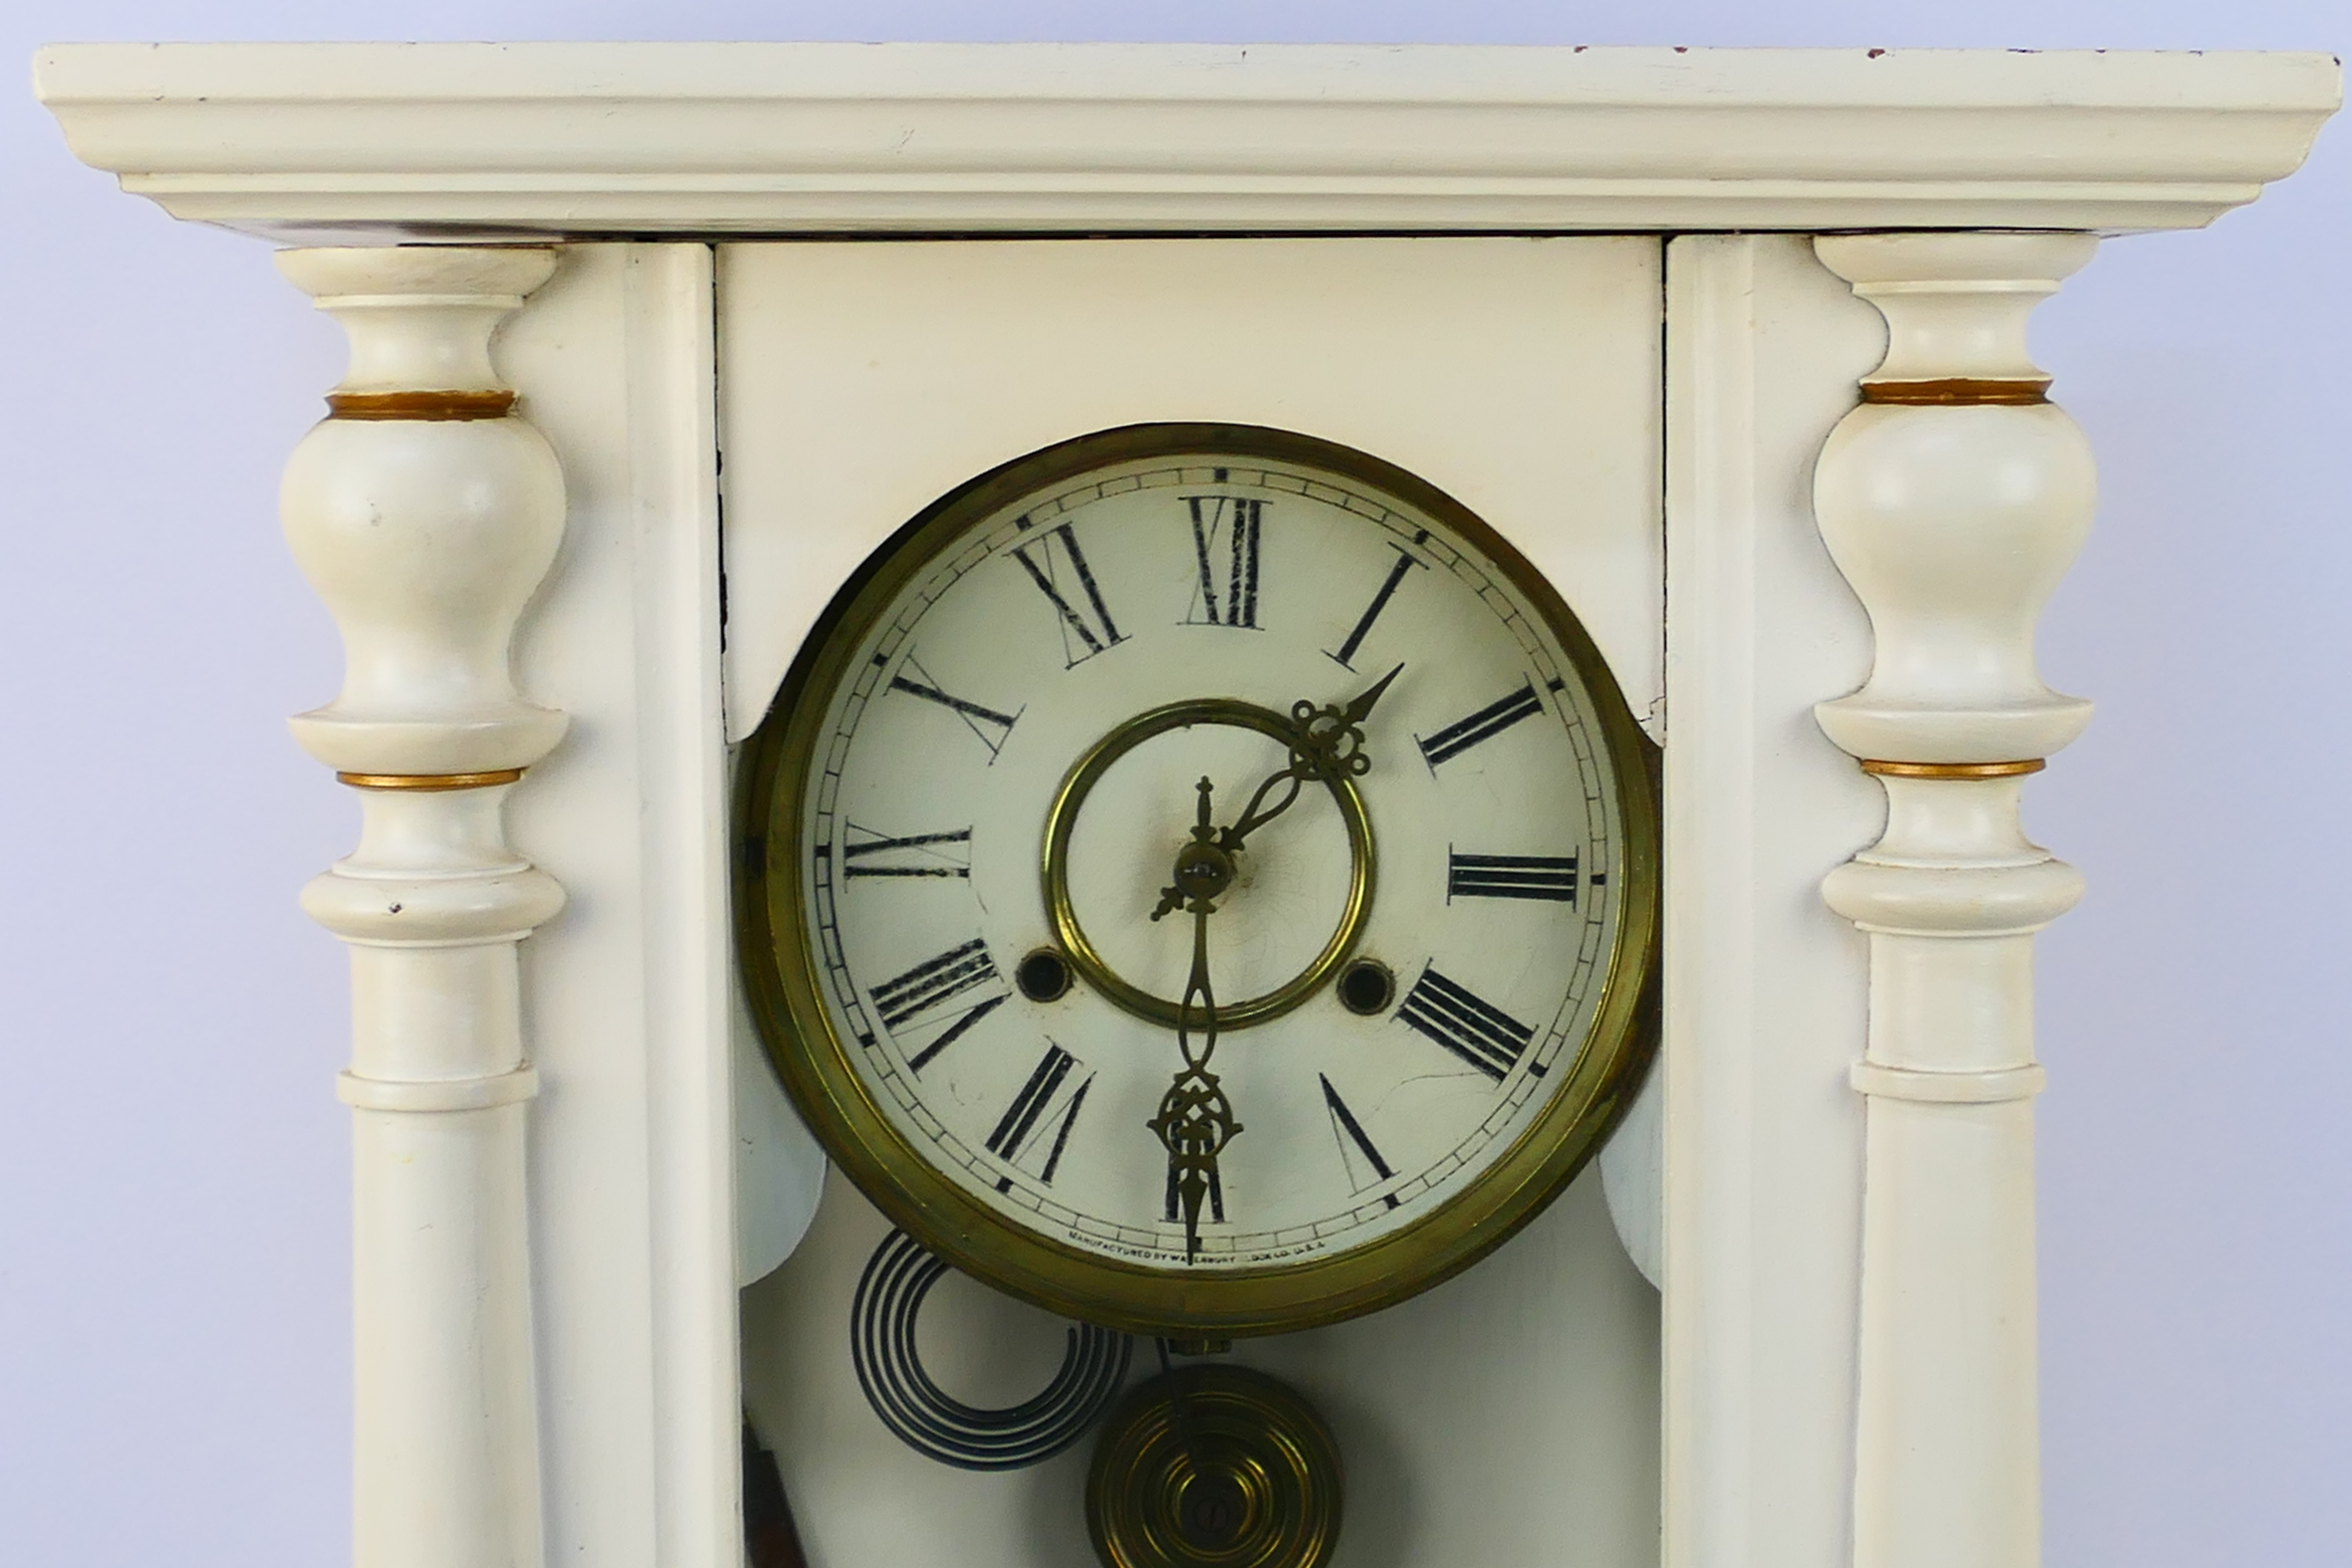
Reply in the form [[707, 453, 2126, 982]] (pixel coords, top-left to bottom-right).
[[337, 769, 526, 792], [1860, 377, 2051, 407], [326, 389, 519, 421], [1859, 759, 2045, 780]]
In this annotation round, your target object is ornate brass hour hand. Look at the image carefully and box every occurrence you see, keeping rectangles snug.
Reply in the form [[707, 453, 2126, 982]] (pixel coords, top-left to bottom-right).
[[1146, 778, 1243, 1263]]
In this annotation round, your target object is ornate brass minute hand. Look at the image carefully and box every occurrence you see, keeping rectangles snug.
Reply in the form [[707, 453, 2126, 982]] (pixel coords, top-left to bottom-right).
[[1215, 662, 1404, 855], [1148, 662, 1403, 922], [1146, 778, 1243, 1262]]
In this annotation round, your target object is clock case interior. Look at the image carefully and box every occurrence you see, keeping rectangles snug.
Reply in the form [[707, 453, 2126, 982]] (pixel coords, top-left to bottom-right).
[[718, 238, 1689, 1568]]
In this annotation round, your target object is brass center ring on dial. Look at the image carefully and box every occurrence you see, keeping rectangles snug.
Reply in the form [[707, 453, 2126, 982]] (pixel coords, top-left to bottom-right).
[[1041, 698, 1376, 1031]]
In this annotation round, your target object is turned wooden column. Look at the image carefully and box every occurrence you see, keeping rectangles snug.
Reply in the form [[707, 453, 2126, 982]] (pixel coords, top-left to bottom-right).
[[278, 246, 567, 1568], [1812, 232, 2098, 1568]]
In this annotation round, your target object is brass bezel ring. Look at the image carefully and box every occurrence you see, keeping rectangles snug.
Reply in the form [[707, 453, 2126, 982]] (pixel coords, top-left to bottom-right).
[[1042, 698, 1375, 1032]]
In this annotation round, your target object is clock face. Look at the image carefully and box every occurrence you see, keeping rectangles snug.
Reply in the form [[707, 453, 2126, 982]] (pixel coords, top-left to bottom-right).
[[739, 425, 1656, 1335]]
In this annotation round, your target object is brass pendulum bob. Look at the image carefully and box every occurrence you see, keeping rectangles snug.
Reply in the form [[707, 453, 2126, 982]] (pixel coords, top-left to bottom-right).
[[1085, 1344, 1343, 1568]]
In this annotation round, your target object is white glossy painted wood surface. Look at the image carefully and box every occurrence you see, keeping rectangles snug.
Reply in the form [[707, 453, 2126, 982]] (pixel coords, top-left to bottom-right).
[[1660, 235, 1887, 1568], [32, 44, 2339, 240], [716, 237, 1665, 746], [485, 245, 774, 1568], [1813, 232, 2097, 1568], [279, 245, 566, 1568]]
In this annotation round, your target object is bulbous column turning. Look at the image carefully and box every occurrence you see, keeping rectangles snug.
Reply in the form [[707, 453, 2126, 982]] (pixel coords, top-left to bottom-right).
[[1813, 231, 2097, 1568], [278, 245, 567, 1568]]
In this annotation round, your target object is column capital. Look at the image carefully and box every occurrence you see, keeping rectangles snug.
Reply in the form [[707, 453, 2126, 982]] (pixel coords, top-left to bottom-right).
[[279, 244, 569, 779], [1817, 231, 2096, 391], [1812, 232, 2097, 767]]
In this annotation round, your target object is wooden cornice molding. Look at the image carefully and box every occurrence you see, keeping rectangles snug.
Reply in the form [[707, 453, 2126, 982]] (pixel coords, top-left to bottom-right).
[[33, 42, 2342, 242]]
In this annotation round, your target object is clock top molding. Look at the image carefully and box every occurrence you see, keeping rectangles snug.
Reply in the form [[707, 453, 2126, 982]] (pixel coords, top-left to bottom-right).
[[35, 42, 2339, 243]]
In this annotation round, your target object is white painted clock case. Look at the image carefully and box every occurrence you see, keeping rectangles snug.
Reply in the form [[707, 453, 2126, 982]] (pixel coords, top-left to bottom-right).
[[477, 230, 1886, 1567], [36, 40, 2336, 1568]]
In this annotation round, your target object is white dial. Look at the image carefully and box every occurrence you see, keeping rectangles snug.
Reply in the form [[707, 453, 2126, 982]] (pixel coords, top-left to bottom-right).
[[741, 426, 1655, 1334]]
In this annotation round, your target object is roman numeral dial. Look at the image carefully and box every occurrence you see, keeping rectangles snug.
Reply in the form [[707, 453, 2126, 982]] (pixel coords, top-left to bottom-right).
[[842, 824, 972, 879], [1185, 495, 1265, 629], [888, 654, 1019, 759], [759, 435, 1655, 1308], [870, 938, 996, 1028], [987, 1044, 1094, 1189], [1009, 519, 1125, 665], [1321, 1075, 1400, 1210], [1326, 541, 1426, 670], [1447, 851, 1579, 904], [1417, 681, 1544, 768], [867, 939, 1009, 1075], [1396, 965, 1538, 1082]]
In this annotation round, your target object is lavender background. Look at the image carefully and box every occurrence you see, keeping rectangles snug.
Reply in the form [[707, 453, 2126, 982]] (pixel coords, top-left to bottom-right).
[[2, 4, 2344, 1565]]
